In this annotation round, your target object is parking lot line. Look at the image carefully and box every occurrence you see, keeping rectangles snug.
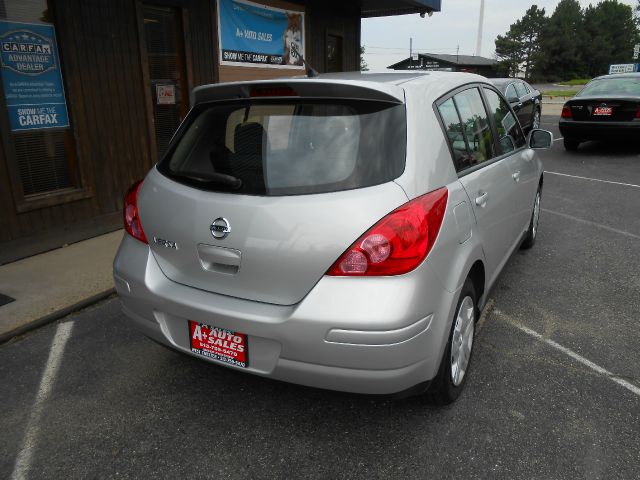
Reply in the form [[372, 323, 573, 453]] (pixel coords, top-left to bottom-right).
[[475, 298, 494, 334], [552, 137, 564, 142], [542, 208, 640, 240], [545, 171, 640, 189], [494, 309, 640, 398], [11, 321, 74, 480]]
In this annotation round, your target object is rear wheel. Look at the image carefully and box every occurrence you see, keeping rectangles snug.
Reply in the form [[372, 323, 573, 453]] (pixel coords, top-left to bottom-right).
[[531, 108, 541, 130], [521, 187, 541, 250], [563, 137, 579, 151], [427, 278, 477, 404]]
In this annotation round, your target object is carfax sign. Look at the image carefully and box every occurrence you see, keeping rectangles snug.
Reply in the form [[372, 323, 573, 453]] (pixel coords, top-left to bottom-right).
[[217, 0, 305, 68], [0, 20, 69, 131]]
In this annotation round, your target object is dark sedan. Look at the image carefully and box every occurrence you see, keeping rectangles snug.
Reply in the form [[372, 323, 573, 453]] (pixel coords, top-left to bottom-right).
[[559, 73, 640, 151], [490, 78, 542, 132]]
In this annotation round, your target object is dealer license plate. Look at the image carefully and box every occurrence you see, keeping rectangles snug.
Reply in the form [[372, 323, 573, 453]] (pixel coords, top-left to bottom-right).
[[593, 106, 613, 116], [188, 321, 248, 368]]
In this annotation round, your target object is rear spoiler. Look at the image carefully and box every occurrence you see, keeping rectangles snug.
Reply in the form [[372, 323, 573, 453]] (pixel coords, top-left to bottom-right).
[[191, 79, 405, 106]]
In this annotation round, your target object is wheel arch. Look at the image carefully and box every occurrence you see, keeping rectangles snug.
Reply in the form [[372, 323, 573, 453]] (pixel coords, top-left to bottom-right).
[[467, 260, 486, 309]]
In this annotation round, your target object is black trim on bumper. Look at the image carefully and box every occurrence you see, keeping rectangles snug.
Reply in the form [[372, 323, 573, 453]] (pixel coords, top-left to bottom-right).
[[559, 120, 640, 141]]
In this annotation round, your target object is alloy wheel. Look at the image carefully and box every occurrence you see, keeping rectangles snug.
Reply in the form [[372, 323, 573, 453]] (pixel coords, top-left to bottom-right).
[[533, 110, 540, 129], [532, 192, 541, 239], [450, 296, 475, 386]]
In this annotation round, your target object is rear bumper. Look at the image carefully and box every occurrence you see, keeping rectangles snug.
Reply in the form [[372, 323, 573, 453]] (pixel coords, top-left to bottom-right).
[[559, 120, 640, 141], [113, 235, 459, 395]]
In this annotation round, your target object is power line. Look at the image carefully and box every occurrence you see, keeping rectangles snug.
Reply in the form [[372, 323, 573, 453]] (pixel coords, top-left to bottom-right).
[[365, 45, 461, 51]]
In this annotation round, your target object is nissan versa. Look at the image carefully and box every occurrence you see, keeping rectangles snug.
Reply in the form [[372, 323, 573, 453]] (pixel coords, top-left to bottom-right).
[[113, 72, 552, 403]]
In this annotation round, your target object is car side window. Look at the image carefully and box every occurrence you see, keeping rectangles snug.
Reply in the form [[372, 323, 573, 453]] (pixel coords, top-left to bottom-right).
[[451, 88, 495, 166], [505, 84, 518, 100], [521, 82, 531, 94], [514, 82, 528, 98], [484, 88, 526, 154], [438, 98, 472, 171]]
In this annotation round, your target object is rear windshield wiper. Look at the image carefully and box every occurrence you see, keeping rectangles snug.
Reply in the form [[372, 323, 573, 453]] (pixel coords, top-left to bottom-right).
[[171, 170, 243, 190]]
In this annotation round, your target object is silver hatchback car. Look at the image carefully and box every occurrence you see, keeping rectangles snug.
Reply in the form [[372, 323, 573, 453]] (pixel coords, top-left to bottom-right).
[[114, 72, 552, 403]]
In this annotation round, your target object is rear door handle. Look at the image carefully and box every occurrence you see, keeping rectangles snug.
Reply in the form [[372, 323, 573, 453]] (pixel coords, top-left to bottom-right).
[[475, 191, 488, 207], [512, 171, 520, 182]]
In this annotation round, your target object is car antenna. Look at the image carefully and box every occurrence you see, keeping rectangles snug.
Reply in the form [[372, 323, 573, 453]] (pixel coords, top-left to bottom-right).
[[291, 44, 318, 78]]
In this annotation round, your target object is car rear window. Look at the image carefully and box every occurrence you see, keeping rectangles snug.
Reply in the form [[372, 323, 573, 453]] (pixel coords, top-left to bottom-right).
[[577, 77, 640, 97], [157, 99, 406, 196], [514, 82, 528, 97]]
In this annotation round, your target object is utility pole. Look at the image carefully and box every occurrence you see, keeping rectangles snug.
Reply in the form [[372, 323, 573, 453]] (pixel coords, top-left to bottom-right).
[[475, 0, 485, 57], [409, 37, 413, 69]]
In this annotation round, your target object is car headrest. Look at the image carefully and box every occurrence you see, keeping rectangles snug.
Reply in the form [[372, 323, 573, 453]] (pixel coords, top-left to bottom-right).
[[234, 122, 266, 155]]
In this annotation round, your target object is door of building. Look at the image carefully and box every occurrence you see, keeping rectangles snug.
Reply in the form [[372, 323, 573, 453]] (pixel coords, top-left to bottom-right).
[[141, 5, 189, 159], [326, 34, 343, 73]]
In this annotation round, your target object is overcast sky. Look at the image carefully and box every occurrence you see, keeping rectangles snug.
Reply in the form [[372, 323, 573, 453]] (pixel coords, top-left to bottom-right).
[[361, 0, 638, 71]]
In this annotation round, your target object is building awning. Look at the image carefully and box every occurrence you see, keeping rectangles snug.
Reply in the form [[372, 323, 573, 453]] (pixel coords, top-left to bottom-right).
[[360, 0, 441, 18]]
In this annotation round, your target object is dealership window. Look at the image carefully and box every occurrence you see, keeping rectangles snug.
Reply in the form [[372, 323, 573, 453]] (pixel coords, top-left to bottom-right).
[[0, 0, 82, 210]]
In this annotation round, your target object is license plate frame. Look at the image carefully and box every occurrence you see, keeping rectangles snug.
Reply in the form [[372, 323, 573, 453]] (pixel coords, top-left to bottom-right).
[[593, 106, 613, 116], [188, 321, 248, 368]]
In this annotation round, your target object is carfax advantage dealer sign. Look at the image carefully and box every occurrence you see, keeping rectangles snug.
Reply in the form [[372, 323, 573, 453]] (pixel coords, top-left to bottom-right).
[[0, 20, 70, 131], [217, 0, 305, 68]]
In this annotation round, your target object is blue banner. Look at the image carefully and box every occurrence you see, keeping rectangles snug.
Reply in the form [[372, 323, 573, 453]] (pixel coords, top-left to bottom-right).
[[218, 0, 305, 68], [0, 20, 70, 131]]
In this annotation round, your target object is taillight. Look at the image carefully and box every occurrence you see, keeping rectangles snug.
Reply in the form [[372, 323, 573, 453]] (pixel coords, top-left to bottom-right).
[[561, 105, 572, 119], [635, 107, 640, 119], [326, 188, 448, 276], [123, 180, 148, 244]]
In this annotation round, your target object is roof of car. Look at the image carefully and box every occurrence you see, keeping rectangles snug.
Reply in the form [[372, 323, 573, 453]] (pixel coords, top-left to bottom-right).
[[592, 72, 640, 81], [191, 71, 491, 106], [489, 78, 520, 86], [316, 70, 489, 86], [316, 71, 430, 84]]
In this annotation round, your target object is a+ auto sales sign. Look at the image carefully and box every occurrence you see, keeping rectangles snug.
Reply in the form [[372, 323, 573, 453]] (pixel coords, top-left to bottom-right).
[[0, 20, 69, 131]]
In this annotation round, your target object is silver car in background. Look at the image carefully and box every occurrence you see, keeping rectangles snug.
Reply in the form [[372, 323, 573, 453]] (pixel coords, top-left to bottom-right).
[[114, 72, 552, 403]]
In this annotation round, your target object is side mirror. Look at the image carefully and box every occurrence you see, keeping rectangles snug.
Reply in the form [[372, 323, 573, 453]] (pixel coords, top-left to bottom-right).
[[528, 129, 554, 149], [508, 96, 520, 104]]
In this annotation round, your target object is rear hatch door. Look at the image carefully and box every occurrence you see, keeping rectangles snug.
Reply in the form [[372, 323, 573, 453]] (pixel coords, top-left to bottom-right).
[[138, 81, 409, 306]]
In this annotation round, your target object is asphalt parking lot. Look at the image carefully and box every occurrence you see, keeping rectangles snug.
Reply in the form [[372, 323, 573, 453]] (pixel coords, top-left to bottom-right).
[[2, 116, 639, 479]]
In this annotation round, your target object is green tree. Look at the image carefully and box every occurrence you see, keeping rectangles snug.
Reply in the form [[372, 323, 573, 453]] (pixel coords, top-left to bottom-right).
[[495, 5, 547, 79], [495, 32, 521, 77], [582, 1, 639, 76], [516, 5, 548, 79], [360, 46, 369, 71], [534, 0, 586, 81]]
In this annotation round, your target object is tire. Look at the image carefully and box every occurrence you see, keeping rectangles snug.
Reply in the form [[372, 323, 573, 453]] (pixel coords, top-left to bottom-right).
[[521, 187, 541, 250], [563, 138, 579, 151], [427, 278, 477, 405]]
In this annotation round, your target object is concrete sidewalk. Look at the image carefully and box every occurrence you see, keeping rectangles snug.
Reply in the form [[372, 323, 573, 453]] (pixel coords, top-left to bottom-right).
[[541, 96, 566, 117], [0, 230, 123, 342]]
